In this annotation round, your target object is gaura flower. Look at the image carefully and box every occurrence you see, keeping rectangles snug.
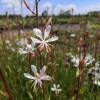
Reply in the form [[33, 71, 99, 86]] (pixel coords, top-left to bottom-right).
[[17, 38, 28, 48], [70, 34, 76, 38], [18, 38, 35, 56], [70, 54, 95, 67], [18, 43, 35, 55], [24, 65, 52, 90], [31, 25, 58, 52], [88, 63, 100, 86], [51, 84, 62, 95], [93, 79, 100, 86]]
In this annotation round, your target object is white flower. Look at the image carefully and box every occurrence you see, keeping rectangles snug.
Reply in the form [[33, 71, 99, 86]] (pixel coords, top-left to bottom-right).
[[93, 79, 100, 86], [24, 65, 52, 90], [19, 48, 28, 54], [71, 55, 80, 67], [88, 62, 100, 77], [18, 44, 35, 54], [31, 25, 58, 52], [85, 54, 95, 65], [70, 34, 76, 37], [17, 38, 35, 54], [71, 54, 94, 67], [88, 63, 100, 86], [17, 38, 28, 47], [51, 84, 62, 95]]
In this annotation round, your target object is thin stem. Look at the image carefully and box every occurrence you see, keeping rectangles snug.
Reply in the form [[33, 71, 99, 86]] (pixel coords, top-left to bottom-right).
[[0, 67, 14, 100], [38, 49, 42, 67], [23, 0, 35, 15], [28, 52, 32, 73], [76, 33, 87, 100], [35, 0, 39, 28], [93, 36, 98, 66]]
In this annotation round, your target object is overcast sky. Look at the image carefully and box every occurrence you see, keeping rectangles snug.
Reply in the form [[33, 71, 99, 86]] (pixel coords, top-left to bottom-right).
[[0, 0, 100, 15]]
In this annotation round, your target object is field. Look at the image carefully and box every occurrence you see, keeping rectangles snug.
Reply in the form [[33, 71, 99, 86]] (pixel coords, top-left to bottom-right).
[[0, 0, 100, 100]]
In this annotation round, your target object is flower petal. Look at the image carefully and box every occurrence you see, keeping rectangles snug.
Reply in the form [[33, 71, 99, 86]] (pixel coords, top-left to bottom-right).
[[40, 75, 52, 81], [40, 66, 47, 75], [51, 88, 56, 91], [44, 25, 51, 39], [19, 48, 28, 54], [38, 43, 45, 51], [33, 28, 42, 39], [93, 79, 100, 86], [24, 73, 36, 80], [57, 84, 60, 88], [31, 65, 37, 75], [57, 89, 62, 92], [53, 84, 56, 89], [46, 36, 58, 43], [37, 79, 43, 88], [31, 37, 42, 43]]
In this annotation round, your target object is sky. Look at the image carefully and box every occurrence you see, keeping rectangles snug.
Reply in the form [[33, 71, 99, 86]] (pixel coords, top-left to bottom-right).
[[0, 0, 100, 16]]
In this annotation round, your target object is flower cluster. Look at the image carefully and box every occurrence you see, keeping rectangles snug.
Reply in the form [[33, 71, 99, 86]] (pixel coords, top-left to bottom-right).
[[66, 53, 95, 67]]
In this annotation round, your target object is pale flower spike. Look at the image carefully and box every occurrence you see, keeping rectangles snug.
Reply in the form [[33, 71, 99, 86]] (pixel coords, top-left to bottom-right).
[[31, 25, 58, 52]]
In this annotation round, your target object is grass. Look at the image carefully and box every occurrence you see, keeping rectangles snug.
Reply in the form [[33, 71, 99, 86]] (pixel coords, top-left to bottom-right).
[[0, 29, 100, 100]]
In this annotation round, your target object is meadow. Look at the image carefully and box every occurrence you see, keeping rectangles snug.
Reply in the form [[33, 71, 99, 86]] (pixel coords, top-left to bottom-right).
[[0, 0, 100, 100]]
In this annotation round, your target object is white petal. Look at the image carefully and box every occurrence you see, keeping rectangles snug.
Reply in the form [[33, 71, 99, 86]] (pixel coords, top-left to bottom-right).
[[51, 88, 56, 91], [31, 37, 42, 43], [37, 79, 43, 88], [93, 80, 100, 86], [17, 38, 28, 46], [40, 75, 52, 80], [57, 89, 62, 92], [40, 66, 47, 75], [70, 34, 76, 37], [24, 73, 36, 80], [31, 40, 35, 47], [31, 65, 37, 75], [33, 28, 42, 39], [53, 84, 56, 89], [46, 36, 58, 43], [19, 48, 28, 54], [57, 84, 60, 88], [44, 25, 51, 39]]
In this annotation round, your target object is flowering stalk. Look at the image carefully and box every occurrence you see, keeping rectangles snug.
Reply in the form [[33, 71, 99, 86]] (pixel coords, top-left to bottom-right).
[[38, 49, 42, 67], [93, 34, 99, 67], [28, 52, 32, 73], [0, 67, 13, 100], [76, 32, 88, 100]]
